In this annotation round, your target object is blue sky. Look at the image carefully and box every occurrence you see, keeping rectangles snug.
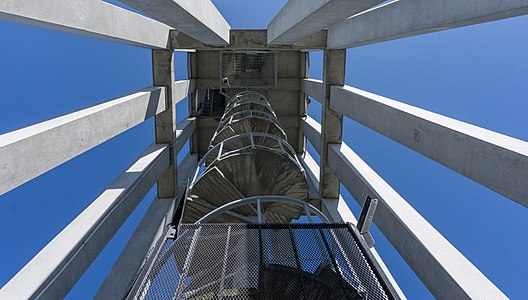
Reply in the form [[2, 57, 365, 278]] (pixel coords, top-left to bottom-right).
[[0, 0, 527, 299]]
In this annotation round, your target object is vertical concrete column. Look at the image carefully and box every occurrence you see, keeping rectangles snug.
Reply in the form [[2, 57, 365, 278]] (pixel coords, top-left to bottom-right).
[[189, 52, 200, 155], [297, 51, 308, 154], [153, 49, 178, 198], [320, 49, 346, 198]]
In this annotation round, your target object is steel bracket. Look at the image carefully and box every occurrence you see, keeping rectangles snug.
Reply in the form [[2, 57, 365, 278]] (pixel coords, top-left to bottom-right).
[[357, 195, 378, 248]]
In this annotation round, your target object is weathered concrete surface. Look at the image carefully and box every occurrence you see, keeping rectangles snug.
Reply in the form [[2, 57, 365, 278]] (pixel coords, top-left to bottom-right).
[[331, 85, 528, 208], [328, 0, 528, 49], [120, 0, 230, 45], [328, 143, 507, 299], [0, 87, 166, 196], [301, 78, 324, 103], [172, 29, 326, 50], [191, 49, 305, 157], [300, 116, 322, 154], [267, 0, 384, 44], [175, 118, 197, 153], [0, 143, 170, 299], [320, 50, 345, 199], [173, 79, 196, 104], [94, 153, 198, 300], [153, 50, 178, 199], [0, 0, 171, 49]]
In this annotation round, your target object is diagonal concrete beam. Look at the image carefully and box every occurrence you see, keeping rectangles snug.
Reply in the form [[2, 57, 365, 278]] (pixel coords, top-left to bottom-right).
[[0, 0, 171, 49], [300, 116, 322, 154], [267, 0, 384, 44], [328, 0, 528, 49], [331, 85, 528, 207], [175, 118, 197, 154], [328, 143, 507, 299], [120, 0, 230, 45], [94, 153, 198, 300], [173, 79, 196, 104], [0, 143, 170, 299], [298, 150, 406, 298], [0, 87, 166, 196], [301, 78, 324, 103]]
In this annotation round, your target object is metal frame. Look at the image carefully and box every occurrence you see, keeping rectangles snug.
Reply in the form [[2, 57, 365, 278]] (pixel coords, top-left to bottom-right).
[[190, 132, 305, 191], [195, 195, 330, 224], [219, 51, 278, 89], [210, 109, 287, 148]]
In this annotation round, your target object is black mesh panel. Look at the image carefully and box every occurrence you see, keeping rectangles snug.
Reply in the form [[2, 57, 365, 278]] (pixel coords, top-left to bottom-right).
[[133, 224, 393, 300]]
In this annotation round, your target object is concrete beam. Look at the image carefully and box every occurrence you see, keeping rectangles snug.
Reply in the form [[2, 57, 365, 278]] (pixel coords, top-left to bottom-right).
[[300, 116, 322, 154], [297, 52, 309, 154], [0, 87, 166, 196], [320, 50, 345, 199], [175, 118, 197, 154], [328, 143, 507, 299], [321, 196, 406, 299], [331, 85, 528, 207], [299, 151, 321, 200], [302, 78, 324, 103], [328, 0, 528, 49], [173, 79, 196, 104], [153, 50, 178, 199], [0, 0, 171, 49], [298, 151, 405, 298], [171, 29, 327, 50], [0, 143, 170, 299], [267, 0, 384, 44], [94, 153, 198, 300], [120, 0, 230, 45]]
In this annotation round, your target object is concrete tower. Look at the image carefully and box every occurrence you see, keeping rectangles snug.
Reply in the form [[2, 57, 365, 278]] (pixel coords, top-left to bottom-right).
[[1, 1, 527, 299]]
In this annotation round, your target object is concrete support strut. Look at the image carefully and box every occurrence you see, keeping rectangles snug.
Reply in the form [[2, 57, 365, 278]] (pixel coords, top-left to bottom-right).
[[0, 0, 171, 49], [267, 0, 384, 44], [153, 50, 178, 199], [120, 0, 230, 45], [95, 153, 199, 300], [320, 50, 345, 199], [301, 78, 324, 103], [298, 151, 405, 299], [327, 0, 528, 49], [327, 143, 507, 299], [175, 118, 197, 154], [0, 87, 166, 196], [331, 85, 528, 207], [0, 143, 170, 299], [300, 116, 322, 154], [173, 80, 196, 105]]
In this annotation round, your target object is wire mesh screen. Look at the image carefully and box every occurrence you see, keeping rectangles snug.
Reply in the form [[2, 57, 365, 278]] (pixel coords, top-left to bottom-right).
[[221, 51, 277, 88], [133, 224, 394, 300], [196, 89, 226, 116]]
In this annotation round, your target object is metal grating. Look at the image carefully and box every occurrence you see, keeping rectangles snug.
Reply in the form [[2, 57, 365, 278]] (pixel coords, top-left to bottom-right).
[[132, 224, 395, 300], [220, 51, 277, 88], [196, 89, 226, 116]]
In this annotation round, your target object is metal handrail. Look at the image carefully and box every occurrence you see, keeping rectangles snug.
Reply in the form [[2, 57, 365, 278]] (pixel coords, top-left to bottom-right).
[[189, 132, 305, 190], [195, 196, 330, 224]]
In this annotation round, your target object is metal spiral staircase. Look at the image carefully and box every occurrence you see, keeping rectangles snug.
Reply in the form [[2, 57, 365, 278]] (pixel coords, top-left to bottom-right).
[[130, 91, 399, 299], [1, 1, 524, 299]]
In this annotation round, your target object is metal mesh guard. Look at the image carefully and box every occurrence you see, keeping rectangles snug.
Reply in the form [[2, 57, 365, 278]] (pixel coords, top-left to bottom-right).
[[134, 224, 393, 300]]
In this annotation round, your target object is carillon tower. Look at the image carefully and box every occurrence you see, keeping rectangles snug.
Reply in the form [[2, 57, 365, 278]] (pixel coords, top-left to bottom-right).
[[1, 0, 526, 299]]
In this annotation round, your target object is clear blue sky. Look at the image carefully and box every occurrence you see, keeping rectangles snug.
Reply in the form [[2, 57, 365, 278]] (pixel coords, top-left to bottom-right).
[[0, 1, 527, 299]]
